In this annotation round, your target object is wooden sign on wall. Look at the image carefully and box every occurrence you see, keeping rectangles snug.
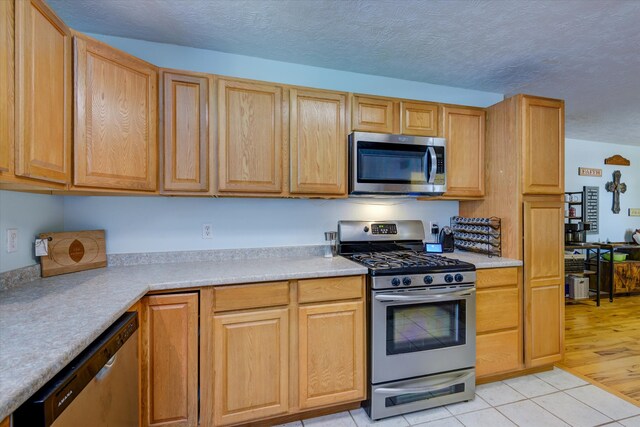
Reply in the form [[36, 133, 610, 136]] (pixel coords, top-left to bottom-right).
[[578, 167, 602, 177], [604, 155, 630, 166]]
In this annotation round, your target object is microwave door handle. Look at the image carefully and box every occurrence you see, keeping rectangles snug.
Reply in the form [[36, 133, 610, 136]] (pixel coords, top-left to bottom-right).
[[374, 371, 474, 396], [427, 146, 437, 184], [374, 288, 475, 303]]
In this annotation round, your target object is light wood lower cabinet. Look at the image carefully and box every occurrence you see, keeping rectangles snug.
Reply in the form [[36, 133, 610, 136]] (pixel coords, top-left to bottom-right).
[[141, 293, 199, 427], [298, 300, 365, 409], [209, 276, 366, 426], [74, 34, 158, 191], [523, 199, 564, 367], [475, 267, 522, 379], [213, 308, 290, 426]]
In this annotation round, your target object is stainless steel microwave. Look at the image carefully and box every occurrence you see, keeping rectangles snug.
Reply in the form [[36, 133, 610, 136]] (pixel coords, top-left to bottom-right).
[[348, 132, 446, 196]]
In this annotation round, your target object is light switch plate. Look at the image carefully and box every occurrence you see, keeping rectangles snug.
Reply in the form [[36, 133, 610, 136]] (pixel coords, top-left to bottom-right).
[[7, 228, 18, 253]]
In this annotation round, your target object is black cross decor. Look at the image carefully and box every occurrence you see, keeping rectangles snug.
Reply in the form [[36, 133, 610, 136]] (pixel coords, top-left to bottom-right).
[[605, 170, 626, 214]]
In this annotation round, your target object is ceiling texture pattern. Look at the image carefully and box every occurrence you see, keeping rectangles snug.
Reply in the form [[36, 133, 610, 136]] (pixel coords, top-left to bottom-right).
[[48, 0, 640, 145]]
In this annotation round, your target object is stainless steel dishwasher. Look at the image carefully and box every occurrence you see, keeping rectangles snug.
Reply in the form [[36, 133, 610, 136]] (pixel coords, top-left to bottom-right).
[[14, 312, 139, 427]]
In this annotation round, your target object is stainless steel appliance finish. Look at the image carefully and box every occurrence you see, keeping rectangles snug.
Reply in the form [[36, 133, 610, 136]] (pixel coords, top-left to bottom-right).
[[349, 132, 446, 196], [371, 284, 476, 384], [338, 220, 476, 420], [14, 312, 139, 427]]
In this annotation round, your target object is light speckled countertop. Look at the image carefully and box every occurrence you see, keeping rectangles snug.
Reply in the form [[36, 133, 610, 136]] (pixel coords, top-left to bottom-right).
[[0, 255, 366, 420], [442, 250, 523, 269], [0, 250, 521, 420]]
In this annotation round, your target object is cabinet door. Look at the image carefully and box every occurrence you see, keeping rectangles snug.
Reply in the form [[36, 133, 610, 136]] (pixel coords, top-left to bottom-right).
[[161, 71, 212, 194], [400, 101, 439, 137], [142, 293, 199, 427], [74, 35, 158, 191], [521, 96, 564, 195], [442, 106, 485, 197], [218, 78, 283, 193], [352, 95, 394, 133], [290, 88, 347, 195], [523, 199, 564, 367], [0, 0, 14, 174], [298, 300, 365, 409], [213, 308, 289, 425], [14, 0, 71, 183]]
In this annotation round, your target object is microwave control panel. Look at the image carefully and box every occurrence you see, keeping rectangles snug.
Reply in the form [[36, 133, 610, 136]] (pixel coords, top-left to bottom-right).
[[371, 224, 398, 235]]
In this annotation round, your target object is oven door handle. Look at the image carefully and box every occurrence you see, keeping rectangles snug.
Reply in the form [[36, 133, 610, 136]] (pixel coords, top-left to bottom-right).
[[427, 146, 437, 184], [374, 371, 475, 396], [374, 288, 475, 302]]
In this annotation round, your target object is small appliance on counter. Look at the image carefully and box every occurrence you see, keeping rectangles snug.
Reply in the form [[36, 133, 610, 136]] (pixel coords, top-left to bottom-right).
[[439, 226, 455, 252], [564, 222, 591, 245], [337, 220, 476, 420]]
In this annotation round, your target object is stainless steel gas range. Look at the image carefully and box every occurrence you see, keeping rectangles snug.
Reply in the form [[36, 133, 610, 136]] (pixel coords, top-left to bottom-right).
[[338, 220, 476, 420]]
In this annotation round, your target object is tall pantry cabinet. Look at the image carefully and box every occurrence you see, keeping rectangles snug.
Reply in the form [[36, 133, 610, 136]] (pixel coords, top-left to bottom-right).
[[460, 94, 565, 369]]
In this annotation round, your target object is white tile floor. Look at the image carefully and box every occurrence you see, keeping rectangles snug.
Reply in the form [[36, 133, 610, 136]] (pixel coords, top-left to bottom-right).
[[278, 368, 640, 427]]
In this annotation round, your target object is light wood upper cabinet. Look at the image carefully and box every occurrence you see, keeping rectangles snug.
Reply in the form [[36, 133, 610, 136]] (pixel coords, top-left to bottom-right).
[[141, 293, 199, 427], [352, 95, 395, 133], [213, 308, 289, 426], [0, 0, 14, 175], [74, 35, 158, 191], [14, 0, 71, 184], [298, 300, 365, 409], [218, 78, 284, 194], [442, 106, 485, 197], [290, 88, 348, 196], [160, 70, 213, 194], [523, 199, 564, 367], [400, 101, 439, 137], [521, 96, 564, 195]]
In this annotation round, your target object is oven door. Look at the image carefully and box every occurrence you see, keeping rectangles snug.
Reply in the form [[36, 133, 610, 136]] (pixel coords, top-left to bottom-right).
[[371, 286, 476, 384], [349, 132, 446, 195]]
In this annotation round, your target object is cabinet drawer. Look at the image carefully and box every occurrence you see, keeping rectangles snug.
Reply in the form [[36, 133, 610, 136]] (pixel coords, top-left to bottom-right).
[[477, 288, 519, 333], [298, 276, 364, 304], [477, 267, 518, 289], [213, 281, 289, 312], [476, 330, 521, 377]]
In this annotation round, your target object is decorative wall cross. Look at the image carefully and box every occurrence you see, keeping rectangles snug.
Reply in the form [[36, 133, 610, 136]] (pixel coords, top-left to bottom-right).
[[605, 170, 626, 214]]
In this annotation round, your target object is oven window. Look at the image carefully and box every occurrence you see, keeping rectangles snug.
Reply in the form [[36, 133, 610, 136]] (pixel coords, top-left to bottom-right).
[[357, 141, 428, 184], [385, 383, 465, 407], [386, 300, 466, 355]]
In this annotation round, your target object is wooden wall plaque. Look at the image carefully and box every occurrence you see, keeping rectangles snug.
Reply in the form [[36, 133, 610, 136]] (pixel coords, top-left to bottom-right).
[[578, 167, 602, 177], [39, 230, 107, 277], [604, 155, 630, 166]]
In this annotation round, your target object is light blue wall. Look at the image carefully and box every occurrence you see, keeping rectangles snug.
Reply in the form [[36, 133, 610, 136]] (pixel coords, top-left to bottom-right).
[[564, 138, 639, 242], [0, 191, 65, 272], [87, 34, 503, 107], [63, 197, 457, 255]]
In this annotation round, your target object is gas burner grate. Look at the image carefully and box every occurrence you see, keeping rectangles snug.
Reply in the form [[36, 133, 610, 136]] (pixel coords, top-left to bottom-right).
[[350, 250, 463, 271]]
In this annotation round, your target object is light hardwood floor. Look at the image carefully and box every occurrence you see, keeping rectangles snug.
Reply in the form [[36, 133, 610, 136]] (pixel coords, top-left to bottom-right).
[[559, 295, 640, 404]]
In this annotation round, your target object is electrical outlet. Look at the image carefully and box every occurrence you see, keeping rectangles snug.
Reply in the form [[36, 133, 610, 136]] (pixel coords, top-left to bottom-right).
[[7, 228, 18, 253], [429, 222, 439, 234], [202, 223, 213, 239]]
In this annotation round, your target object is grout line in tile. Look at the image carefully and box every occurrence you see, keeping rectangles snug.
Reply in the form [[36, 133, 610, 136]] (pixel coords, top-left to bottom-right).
[[518, 394, 576, 427]]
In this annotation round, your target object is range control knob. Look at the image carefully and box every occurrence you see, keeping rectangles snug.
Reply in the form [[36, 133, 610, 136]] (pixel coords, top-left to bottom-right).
[[402, 277, 412, 286], [444, 274, 454, 283], [391, 278, 401, 287], [455, 274, 464, 282], [423, 275, 433, 285]]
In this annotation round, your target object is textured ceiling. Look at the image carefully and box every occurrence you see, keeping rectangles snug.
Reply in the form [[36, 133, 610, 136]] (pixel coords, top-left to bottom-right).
[[48, 0, 640, 146]]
